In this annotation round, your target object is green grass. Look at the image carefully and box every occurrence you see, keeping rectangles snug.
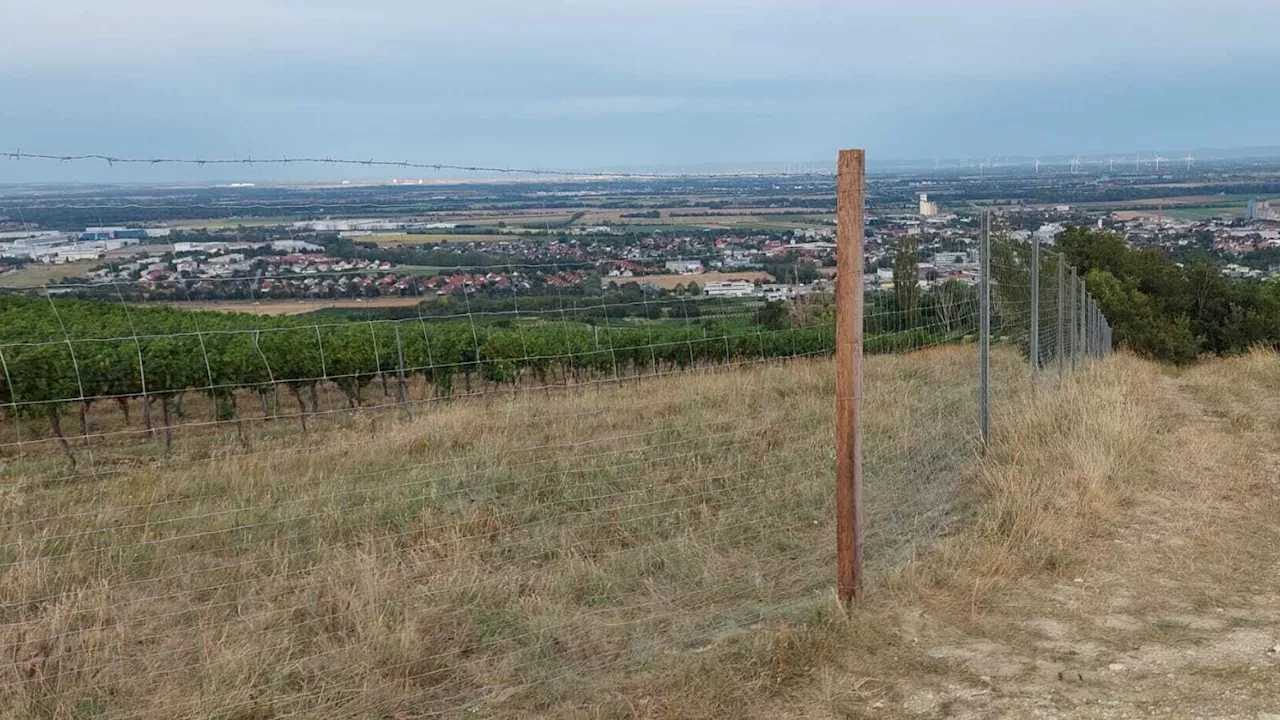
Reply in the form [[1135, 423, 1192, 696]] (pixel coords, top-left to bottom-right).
[[170, 216, 300, 229]]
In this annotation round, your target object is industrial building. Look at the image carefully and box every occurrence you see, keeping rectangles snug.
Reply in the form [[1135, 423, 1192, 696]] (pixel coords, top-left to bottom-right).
[[919, 193, 940, 217], [1247, 199, 1280, 223]]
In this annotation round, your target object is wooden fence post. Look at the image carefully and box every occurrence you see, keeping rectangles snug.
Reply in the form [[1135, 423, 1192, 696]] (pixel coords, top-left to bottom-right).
[[835, 149, 865, 603]]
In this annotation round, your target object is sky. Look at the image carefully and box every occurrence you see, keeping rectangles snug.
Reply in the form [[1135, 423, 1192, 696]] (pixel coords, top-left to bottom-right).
[[2, 0, 1279, 182]]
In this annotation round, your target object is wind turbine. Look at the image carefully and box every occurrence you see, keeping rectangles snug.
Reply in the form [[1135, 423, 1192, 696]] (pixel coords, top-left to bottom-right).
[[1153, 152, 1166, 172], [1184, 151, 1194, 171], [1108, 157, 1116, 173], [1134, 154, 1142, 172], [1035, 157, 1042, 175]]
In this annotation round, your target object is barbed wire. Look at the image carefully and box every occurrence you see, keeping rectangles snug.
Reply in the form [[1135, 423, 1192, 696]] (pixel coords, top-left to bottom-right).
[[2, 149, 836, 180]]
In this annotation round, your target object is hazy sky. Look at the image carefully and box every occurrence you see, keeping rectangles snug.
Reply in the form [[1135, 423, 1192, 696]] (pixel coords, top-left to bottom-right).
[[3, 0, 1278, 181]]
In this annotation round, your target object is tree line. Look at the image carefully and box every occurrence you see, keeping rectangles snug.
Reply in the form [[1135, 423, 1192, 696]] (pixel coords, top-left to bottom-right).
[[1059, 227, 1280, 364]]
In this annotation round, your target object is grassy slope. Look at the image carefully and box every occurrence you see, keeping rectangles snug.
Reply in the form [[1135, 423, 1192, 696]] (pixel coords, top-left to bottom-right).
[[0, 344, 1010, 718], [4, 345, 1272, 718]]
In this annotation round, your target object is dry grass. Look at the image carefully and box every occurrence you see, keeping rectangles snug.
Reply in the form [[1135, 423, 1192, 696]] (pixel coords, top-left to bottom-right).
[[892, 352, 1168, 600], [775, 347, 1280, 718], [15, 342, 1256, 718], [0, 262, 98, 289], [0, 343, 1020, 718]]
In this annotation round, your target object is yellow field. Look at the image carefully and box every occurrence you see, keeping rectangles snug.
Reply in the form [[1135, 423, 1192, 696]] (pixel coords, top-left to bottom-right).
[[0, 260, 98, 288]]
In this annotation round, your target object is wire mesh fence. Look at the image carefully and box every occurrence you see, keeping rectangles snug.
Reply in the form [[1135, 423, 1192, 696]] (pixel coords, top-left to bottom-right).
[[0, 159, 1113, 717]]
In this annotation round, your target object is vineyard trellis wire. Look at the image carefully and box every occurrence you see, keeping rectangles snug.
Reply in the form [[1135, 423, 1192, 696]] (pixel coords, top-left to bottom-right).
[[0, 149, 1113, 717]]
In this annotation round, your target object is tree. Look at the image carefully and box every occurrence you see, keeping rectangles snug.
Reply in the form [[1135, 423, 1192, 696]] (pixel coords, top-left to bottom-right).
[[933, 280, 975, 334], [753, 301, 791, 331], [892, 234, 921, 328], [1060, 226, 1280, 363]]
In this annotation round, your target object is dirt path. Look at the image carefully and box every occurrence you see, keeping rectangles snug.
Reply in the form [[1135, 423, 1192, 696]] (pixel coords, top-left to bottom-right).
[[830, 361, 1280, 719]]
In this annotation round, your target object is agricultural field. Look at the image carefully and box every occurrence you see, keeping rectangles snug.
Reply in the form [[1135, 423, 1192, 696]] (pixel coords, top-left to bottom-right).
[[1163, 205, 1248, 221], [170, 216, 302, 230], [0, 260, 96, 288], [360, 232, 516, 245], [1111, 205, 1247, 222], [162, 296, 429, 316], [0, 289, 986, 467]]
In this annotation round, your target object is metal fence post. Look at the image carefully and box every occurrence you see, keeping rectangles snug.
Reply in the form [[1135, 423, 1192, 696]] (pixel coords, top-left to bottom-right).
[[1087, 299, 1094, 357], [979, 211, 991, 446], [1079, 279, 1088, 362], [394, 323, 410, 418], [1057, 253, 1066, 379], [1082, 295, 1090, 358], [1087, 298, 1094, 357], [834, 149, 865, 604], [1030, 234, 1040, 377], [1097, 302, 1105, 357], [1069, 269, 1078, 372], [1091, 299, 1099, 357]]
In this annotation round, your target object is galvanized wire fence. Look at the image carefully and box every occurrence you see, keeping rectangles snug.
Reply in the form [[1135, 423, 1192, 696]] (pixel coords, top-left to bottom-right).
[[0, 158, 1113, 717]]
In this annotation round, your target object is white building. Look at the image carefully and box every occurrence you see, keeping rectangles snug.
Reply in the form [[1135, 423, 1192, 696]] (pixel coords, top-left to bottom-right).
[[665, 259, 704, 275], [1248, 199, 1280, 222], [271, 240, 325, 252], [296, 219, 402, 232], [759, 283, 813, 302], [174, 242, 231, 254], [55, 248, 104, 263], [932, 250, 977, 272], [1034, 223, 1066, 243], [703, 280, 755, 298]]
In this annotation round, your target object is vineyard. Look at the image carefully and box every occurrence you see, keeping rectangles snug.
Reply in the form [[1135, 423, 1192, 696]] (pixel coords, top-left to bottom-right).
[[0, 286, 984, 471]]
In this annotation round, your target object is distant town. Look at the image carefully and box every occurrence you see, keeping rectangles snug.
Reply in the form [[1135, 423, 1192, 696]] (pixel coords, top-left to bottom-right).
[[2, 168, 1278, 308]]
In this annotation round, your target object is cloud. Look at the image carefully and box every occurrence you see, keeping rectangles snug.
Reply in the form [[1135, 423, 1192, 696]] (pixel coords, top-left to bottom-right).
[[2, 0, 1279, 180], [5, 0, 1278, 79]]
